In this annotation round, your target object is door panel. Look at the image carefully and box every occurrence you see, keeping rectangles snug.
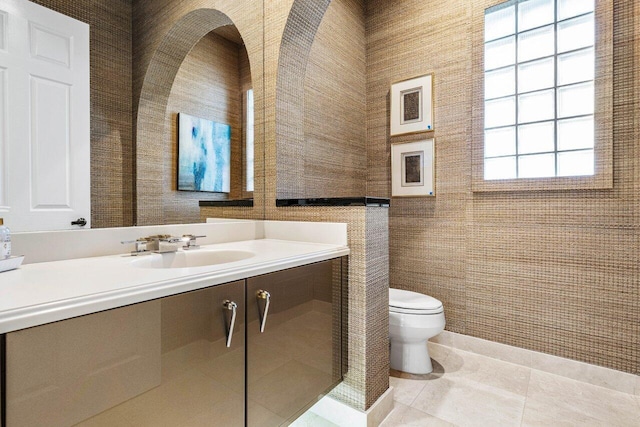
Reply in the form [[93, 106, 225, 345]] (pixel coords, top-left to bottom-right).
[[29, 22, 72, 67], [0, 65, 6, 208], [5, 281, 245, 427], [0, 0, 89, 231], [30, 76, 71, 209], [246, 260, 343, 426]]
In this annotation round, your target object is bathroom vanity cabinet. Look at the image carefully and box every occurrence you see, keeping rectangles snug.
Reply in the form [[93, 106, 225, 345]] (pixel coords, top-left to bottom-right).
[[0, 258, 345, 427]]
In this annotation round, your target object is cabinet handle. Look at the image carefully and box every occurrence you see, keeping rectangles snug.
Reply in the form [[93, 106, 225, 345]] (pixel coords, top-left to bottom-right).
[[223, 300, 238, 348], [256, 290, 271, 333]]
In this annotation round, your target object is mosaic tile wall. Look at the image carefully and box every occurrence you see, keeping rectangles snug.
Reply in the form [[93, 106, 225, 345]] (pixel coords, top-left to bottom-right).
[[301, 0, 367, 199], [163, 32, 248, 224], [133, 0, 265, 225], [267, 0, 389, 411], [30, 0, 134, 228], [367, 0, 639, 375]]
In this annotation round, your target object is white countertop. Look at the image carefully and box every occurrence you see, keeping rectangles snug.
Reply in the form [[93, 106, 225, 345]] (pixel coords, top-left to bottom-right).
[[0, 239, 349, 334]]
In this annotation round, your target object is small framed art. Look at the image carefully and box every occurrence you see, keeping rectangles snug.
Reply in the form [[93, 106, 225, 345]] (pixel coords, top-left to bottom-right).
[[391, 139, 435, 197], [390, 74, 433, 136], [177, 113, 231, 193]]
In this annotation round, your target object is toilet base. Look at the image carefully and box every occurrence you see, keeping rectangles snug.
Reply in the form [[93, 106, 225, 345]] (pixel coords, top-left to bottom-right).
[[390, 341, 433, 374]]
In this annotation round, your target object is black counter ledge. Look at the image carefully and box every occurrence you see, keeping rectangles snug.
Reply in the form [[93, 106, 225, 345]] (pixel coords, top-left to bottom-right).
[[199, 199, 254, 207], [276, 197, 390, 207]]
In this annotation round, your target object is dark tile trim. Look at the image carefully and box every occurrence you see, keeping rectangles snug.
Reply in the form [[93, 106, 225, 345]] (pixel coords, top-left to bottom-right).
[[276, 197, 390, 207], [199, 199, 254, 207]]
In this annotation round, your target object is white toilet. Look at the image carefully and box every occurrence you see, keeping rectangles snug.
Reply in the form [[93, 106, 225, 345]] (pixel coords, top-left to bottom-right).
[[389, 288, 445, 374]]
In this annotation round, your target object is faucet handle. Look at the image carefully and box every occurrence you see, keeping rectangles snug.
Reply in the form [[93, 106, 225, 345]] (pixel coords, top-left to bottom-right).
[[121, 239, 149, 255], [182, 234, 206, 250]]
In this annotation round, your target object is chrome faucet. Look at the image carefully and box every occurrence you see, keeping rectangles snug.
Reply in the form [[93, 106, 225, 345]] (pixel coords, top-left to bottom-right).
[[121, 234, 206, 255], [182, 234, 205, 250], [121, 238, 151, 255]]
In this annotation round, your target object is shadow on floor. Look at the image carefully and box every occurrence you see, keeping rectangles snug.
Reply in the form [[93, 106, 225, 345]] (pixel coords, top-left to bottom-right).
[[389, 358, 446, 381]]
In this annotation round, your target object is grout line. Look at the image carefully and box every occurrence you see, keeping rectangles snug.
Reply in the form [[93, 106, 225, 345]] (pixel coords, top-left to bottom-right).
[[406, 381, 427, 408], [519, 366, 533, 427]]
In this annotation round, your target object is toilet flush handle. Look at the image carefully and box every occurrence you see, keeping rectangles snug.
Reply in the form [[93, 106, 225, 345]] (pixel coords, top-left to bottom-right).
[[256, 290, 271, 333]]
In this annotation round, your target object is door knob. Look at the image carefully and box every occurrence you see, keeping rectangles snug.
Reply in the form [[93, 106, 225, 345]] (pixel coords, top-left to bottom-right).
[[71, 218, 87, 227]]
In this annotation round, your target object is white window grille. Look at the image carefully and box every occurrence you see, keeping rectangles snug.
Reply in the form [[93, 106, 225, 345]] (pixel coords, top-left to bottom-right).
[[484, 0, 595, 180]]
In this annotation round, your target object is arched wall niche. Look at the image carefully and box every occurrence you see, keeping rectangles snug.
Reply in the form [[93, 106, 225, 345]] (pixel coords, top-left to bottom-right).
[[275, 0, 367, 200], [135, 4, 264, 226], [274, 0, 331, 199], [273, 0, 376, 412]]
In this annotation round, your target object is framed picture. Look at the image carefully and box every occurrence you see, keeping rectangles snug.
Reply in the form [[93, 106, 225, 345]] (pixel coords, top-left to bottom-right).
[[391, 139, 435, 197], [390, 74, 434, 136], [177, 113, 231, 193]]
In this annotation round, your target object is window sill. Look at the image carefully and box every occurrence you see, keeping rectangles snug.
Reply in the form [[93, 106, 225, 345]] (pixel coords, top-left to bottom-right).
[[471, 172, 613, 192]]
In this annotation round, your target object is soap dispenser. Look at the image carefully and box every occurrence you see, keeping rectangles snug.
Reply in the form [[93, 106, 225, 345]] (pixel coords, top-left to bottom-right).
[[0, 218, 10, 259]]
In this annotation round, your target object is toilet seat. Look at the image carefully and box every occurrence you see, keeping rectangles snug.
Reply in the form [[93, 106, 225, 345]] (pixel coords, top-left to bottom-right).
[[389, 288, 443, 315]]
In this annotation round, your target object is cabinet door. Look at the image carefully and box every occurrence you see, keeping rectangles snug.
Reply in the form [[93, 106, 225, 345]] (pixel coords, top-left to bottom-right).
[[3, 280, 245, 427], [246, 259, 344, 426]]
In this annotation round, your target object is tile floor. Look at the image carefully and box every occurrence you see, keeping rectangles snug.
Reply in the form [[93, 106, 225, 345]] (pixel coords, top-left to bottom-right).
[[71, 314, 640, 427], [379, 342, 640, 427]]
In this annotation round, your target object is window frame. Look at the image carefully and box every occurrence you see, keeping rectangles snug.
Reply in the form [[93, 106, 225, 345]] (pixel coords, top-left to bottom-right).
[[242, 88, 255, 198], [472, 0, 612, 192]]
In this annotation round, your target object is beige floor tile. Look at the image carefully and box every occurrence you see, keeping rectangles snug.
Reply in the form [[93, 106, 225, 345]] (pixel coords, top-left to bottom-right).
[[248, 359, 334, 419], [389, 376, 427, 406], [73, 407, 134, 427], [247, 400, 286, 427], [523, 370, 640, 427], [411, 375, 526, 427], [380, 401, 455, 427], [291, 411, 340, 427], [439, 348, 531, 396], [184, 392, 245, 427], [521, 395, 606, 427], [530, 350, 636, 394]]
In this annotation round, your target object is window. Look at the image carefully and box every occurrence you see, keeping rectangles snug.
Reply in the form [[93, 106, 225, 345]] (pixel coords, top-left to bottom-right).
[[483, 0, 595, 180], [244, 89, 254, 193]]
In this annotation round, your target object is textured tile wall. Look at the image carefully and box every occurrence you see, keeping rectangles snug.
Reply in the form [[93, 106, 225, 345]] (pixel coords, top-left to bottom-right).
[[267, 0, 389, 411], [367, 0, 639, 375], [302, 0, 366, 199], [133, 0, 265, 225], [164, 32, 247, 224], [30, 0, 134, 228]]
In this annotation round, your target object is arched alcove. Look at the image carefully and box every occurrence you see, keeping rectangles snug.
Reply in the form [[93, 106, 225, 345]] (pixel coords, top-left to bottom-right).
[[275, 0, 367, 200], [136, 9, 243, 225], [275, 0, 332, 199], [274, 0, 375, 412]]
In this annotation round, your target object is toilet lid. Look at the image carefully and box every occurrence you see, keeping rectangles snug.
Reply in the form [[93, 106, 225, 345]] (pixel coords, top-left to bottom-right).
[[389, 288, 443, 313]]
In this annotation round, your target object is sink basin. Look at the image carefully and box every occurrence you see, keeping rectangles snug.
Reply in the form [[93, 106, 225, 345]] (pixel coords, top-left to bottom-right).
[[131, 250, 255, 269]]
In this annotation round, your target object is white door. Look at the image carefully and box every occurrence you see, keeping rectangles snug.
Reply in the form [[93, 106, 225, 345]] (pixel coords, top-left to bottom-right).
[[0, 0, 90, 232]]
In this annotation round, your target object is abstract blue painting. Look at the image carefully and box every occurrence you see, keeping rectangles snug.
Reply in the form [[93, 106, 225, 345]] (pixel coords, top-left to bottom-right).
[[178, 113, 231, 192]]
